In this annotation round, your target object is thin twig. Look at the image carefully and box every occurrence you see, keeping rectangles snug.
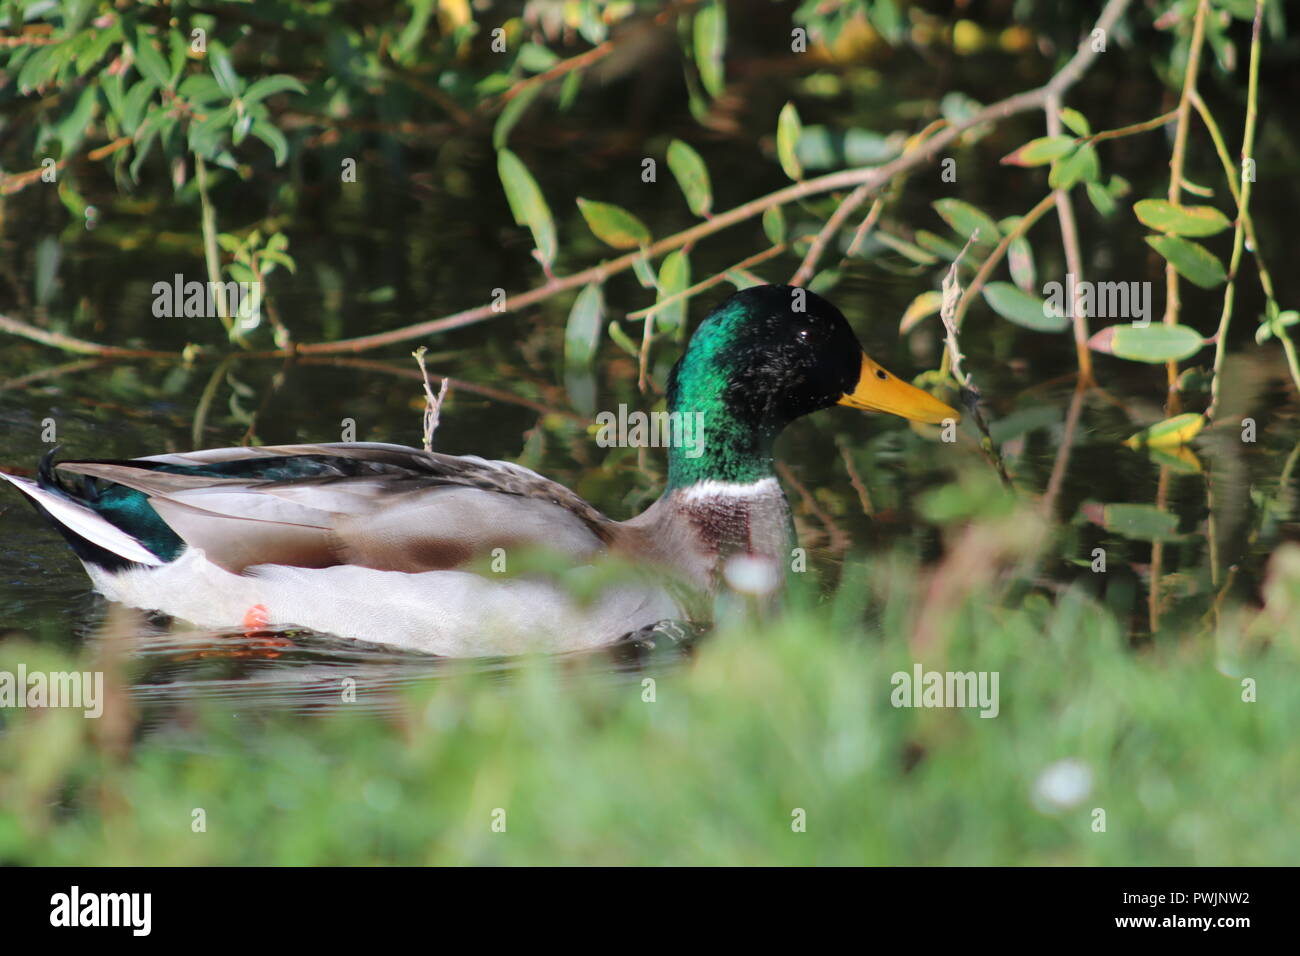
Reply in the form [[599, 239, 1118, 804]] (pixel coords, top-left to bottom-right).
[[790, 183, 874, 287], [637, 307, 656, 394], [412, 346, 450, 452], [0, 313, 184, 358], [1046, 93, 1093, 383], [941, 234, 981, 387], [836, 440, 875, 518], [625, 243, 786, 320], [493, 0, 698, 108], [0, 135, 132, 195], [1207, 1, 1265, 420], [775, 460, 851, 554], [191, 355, 234, 447], [950, 191, 1058, 333], [1161, 0, 1210, 396], [1084, 110, 1177, 145], [196, 155, 233, 338], [1149, 464, 1172, 631], [940, 232, 1012, 488], [843, 198, 885, 260], [1040, 382, 1087, 518], [0, 357, 106, 393], [789, 119, 945, 286], [296, 356, 580, 420]]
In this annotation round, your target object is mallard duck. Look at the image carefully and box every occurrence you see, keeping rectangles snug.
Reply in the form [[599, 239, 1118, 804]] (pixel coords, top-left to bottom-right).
[[2, 285, 956, 656]]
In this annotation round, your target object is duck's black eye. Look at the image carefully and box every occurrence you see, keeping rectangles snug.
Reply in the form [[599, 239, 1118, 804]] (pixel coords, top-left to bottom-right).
[[876, 369, 888, 380]]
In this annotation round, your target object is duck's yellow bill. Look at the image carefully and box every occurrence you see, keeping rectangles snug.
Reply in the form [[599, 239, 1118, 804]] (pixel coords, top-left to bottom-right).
[[837, 353, 959, 425]]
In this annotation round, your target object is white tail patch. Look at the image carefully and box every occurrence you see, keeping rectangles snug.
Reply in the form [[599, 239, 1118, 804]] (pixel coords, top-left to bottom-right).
[[0, 472, 165, 566]]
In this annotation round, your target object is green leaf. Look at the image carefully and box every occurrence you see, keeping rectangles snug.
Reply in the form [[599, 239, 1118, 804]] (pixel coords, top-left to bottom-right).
[[1255, 309, 1298, 345], [932, 198, 1001, 246], [102, 71, 127, 121], [18, 47, 59, 93], [914, 230, 964, 261], [493, 83, 541, 149], [498, 149, 557, 269], [208, 42, 242, 97], [564, 283, 605, 367], [1145, 235, 1227, 288], [1100, 503, 1181, 542], [517, 42, 560, 73], [1000, 135, 1075, 167], [1088, 323, 1207, 363], [1059, 107, 1091, 137], [232, 111, 253, 146], [167, 28, 187, 88], [189, 110, 233, 158], [1049, 143, 1100, 190], [762, 205, 786, 245], [179, 74, 227, 105], [809, 269, 840, 296], [249, 119, 289, 166], [982, 282, 1067, 332], [227, 262, 257, 284], [608, 320, 641, 358], [899, 290, 943, 334], [1133, 200, 1231, 237], [666, 140, 712, 218], [260, 250, 297, 274], [1008, 235, 1036, 292], [77, 23, 121, 74], [875, 231, 938, 265], [557, 70, 582, 111], [131, 26, 172, 88], [122, 79, 159, 136], [777, 101, 802, 181], [725, 270, 764, 290], [394, 0, 435, 62], [243, 75, 308, 104], [997, 217, 1035, 291], [1123, 413, 1205, 449], [576, 198, 651, 249], [693, 2, 727, 99], [34, 235, 60, 307], [130, 110, 165, 181], [577, 1, 608, 44], [1086, 181, 1117, 217], [654, 250, 691, 331], [631, 252, 658, 289]]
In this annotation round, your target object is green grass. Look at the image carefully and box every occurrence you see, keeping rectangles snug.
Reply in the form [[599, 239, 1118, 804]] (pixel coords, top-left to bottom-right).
[[3, 523, 1298, 866]]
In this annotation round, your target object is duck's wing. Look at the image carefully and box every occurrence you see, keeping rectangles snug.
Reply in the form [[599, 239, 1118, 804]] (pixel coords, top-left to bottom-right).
[[46, 442, 615, 573]]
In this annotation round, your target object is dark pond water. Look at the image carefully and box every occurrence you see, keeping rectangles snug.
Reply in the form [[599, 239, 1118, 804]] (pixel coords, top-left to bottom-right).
[[2, 38, 1298, 720]]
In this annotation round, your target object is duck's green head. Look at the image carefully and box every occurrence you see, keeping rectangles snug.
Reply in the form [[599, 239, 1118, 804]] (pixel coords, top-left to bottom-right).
[[665, 284, 957, 488]]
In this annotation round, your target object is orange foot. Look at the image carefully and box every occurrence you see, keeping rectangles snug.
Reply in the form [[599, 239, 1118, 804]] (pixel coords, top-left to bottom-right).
[[243, 604, 271, 630], [237, 604, 294, 654]]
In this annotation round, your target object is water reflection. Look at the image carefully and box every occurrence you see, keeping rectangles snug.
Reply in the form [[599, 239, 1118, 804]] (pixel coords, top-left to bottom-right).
[[106, 613, 692, 728]]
